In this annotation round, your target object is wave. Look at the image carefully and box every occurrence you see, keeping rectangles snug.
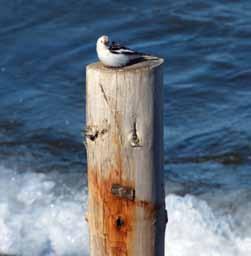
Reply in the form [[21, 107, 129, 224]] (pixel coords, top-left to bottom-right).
[[0, 166, 251, 255]]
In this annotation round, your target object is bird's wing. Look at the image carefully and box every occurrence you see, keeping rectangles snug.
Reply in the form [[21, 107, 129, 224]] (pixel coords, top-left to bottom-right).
[[109, 41, 142, 55]]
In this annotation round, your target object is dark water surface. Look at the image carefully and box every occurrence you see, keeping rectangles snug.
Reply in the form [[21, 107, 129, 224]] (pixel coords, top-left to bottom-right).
[[0, 0, 251, 255]]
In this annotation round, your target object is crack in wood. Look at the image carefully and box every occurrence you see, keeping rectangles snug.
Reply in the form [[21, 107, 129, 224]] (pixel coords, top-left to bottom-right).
[[98, 82, 124, 147], [99, 83, 109, 106]]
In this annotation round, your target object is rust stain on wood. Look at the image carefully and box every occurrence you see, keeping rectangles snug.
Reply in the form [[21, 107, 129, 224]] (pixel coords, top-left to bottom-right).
[[88, 169, 134, 256], [88, 168, 159, 256]]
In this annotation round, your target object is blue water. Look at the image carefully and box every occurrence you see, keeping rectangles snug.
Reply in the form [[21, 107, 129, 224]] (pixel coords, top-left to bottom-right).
[[1, 1, 251, 255]]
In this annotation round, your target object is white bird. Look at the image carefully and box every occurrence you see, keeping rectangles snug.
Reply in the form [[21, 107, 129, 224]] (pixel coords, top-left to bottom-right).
[[96, 35, 151, 67]]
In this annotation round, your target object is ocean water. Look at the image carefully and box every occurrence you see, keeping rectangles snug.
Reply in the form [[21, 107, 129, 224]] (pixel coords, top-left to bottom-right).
[[0, 0, 251, 255]]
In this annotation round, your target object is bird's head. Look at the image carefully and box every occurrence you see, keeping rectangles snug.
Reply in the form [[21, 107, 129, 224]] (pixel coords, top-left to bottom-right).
[[97, 35, 109, 48]]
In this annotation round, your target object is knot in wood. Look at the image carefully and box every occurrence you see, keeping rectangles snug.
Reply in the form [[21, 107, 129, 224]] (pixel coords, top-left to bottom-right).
[[129, 121, 142, 147], [85, 126, 99, 141], [84, 124, 109, 142]]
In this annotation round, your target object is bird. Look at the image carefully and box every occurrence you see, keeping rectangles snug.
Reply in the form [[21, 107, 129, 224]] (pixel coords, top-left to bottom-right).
[[96, 35, 156, 68]]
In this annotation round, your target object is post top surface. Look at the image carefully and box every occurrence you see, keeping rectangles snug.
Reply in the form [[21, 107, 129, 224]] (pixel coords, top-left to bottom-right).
[[87, 57, 164, 73]]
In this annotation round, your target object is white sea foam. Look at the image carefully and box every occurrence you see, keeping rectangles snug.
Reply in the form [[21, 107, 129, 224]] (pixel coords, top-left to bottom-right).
[[0, 165, 251, 256], [0, 166, 88, 256], [165, 194, 251, 256]]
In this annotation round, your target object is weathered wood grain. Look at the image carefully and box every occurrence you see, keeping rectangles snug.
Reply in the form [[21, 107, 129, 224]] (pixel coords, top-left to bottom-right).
[[85, 58, 167, 256]]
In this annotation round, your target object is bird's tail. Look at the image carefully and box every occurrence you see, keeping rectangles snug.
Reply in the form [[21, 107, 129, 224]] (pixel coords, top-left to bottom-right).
[[142, 55, 160, 61]]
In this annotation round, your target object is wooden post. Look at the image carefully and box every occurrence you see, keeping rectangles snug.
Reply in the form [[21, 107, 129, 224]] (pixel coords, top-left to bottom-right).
[[85, 58, 167, 256]]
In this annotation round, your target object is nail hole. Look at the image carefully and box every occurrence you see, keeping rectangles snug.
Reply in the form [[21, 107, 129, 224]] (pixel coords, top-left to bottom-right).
[[116, 216, 124, 229]]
